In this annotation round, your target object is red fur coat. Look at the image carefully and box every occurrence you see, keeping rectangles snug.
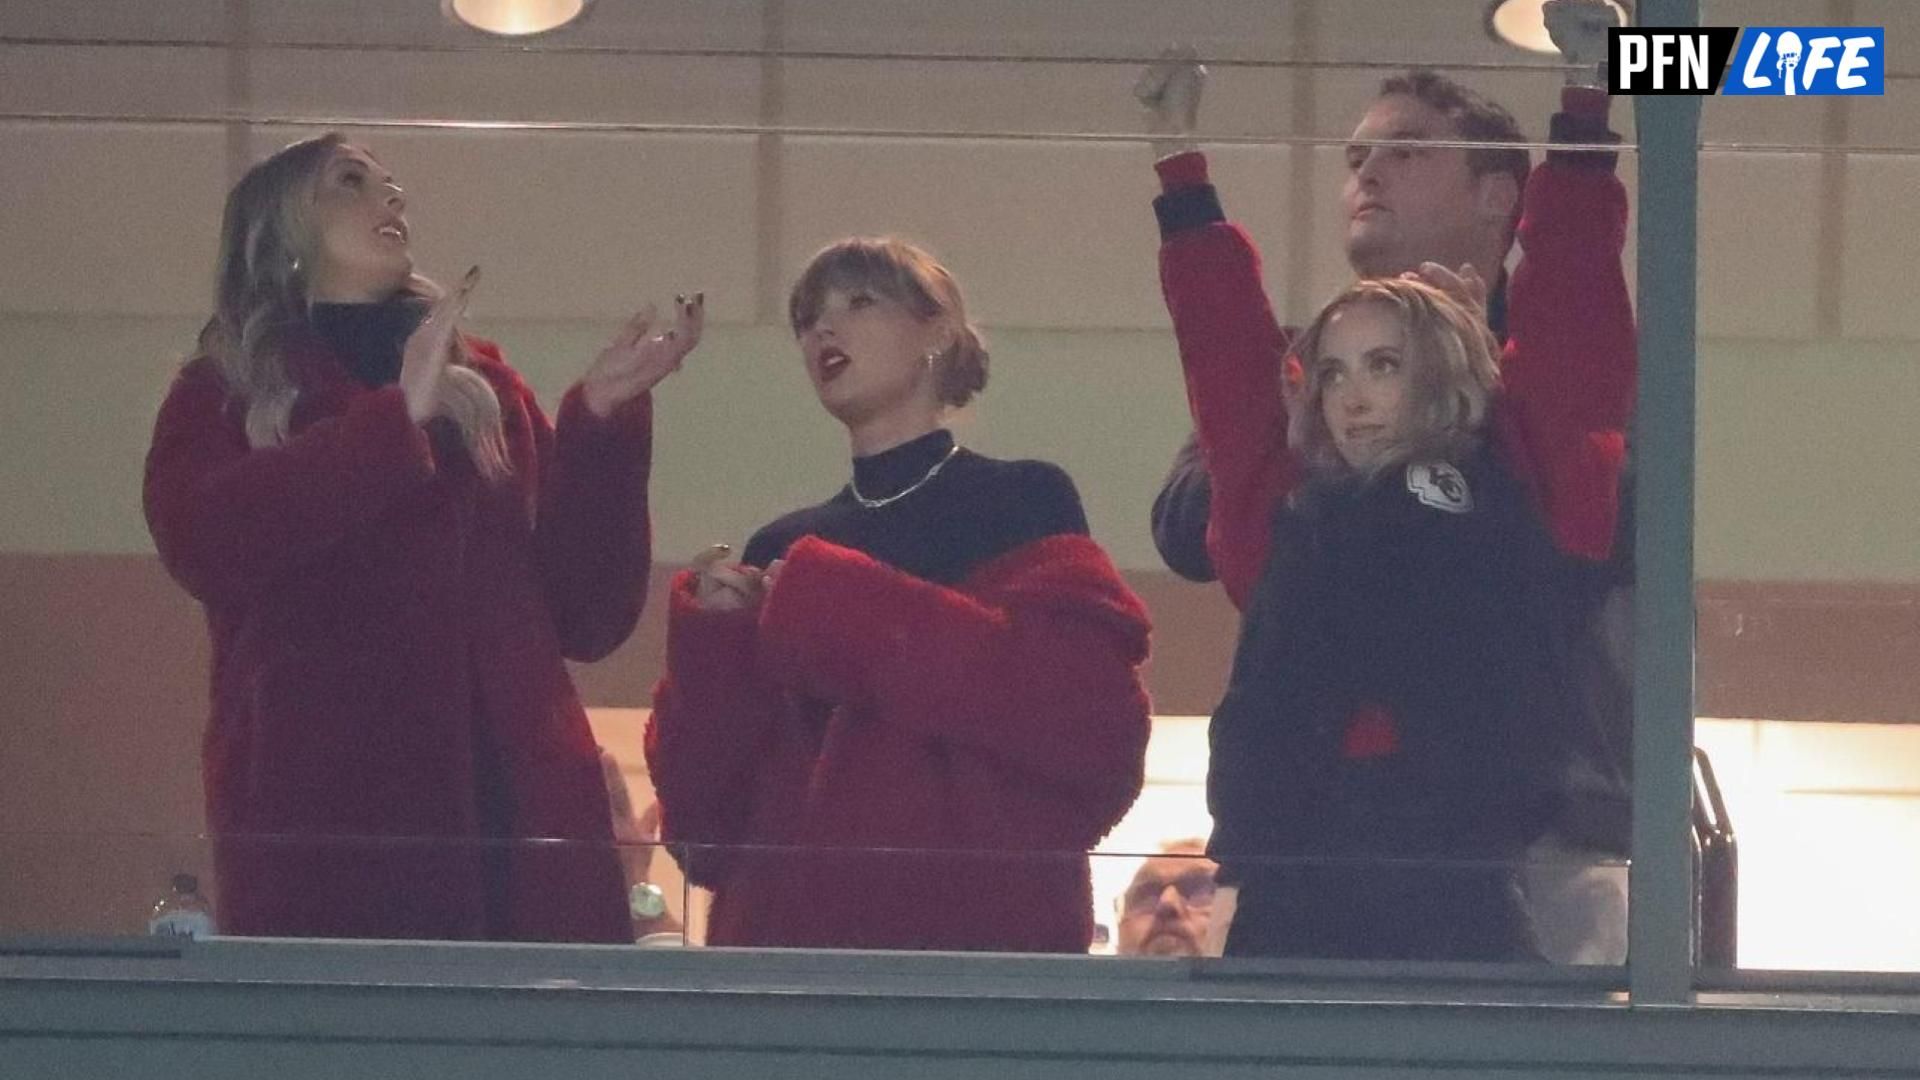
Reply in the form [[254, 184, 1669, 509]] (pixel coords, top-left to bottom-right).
[[646, 533, 1152, 952], [144, 333, 643, 942]]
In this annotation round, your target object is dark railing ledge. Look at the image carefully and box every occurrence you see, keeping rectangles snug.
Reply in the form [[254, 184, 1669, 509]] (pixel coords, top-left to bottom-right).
[[6, 941, 1920, 1079]]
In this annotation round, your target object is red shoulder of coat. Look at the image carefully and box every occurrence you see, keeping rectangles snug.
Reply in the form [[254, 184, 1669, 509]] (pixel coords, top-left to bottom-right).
[[171, 353, 234, 394], [161, 355, 245, 429], [459, 336, 535, 404]]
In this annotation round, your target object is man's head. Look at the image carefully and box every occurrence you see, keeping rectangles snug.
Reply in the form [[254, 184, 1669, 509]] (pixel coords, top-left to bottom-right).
[[1114, 840, 1219, 957], [1343, 70, 1530, 280]]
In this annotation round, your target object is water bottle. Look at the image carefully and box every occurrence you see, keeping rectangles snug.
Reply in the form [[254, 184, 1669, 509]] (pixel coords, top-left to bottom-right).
[[148, 873, 216, 940]]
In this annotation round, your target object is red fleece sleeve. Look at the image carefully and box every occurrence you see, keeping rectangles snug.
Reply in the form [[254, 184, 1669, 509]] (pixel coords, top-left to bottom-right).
[[756, 535, 1152, 849], [645, 571, 789, 884], [1496, 139, 1637, 561], [1158, 202, 1302, 610], [1155, 149, 1211, 190], [460, 338, 656, 664], [525, 361, 655, 662], [143, 359, 436, 608]]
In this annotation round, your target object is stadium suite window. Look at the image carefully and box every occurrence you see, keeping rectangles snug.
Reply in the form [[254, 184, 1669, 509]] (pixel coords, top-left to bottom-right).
[[3, 0, 1920, 1006]]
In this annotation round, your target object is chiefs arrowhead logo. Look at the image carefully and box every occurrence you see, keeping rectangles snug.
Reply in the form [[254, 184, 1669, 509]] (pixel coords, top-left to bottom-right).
[[1406, 462, 1472, 514]]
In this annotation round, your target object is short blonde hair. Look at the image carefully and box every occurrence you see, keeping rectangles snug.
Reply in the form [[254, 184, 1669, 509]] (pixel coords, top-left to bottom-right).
[[1287, 277, 1501, 479], [788, 236, 988, 408]]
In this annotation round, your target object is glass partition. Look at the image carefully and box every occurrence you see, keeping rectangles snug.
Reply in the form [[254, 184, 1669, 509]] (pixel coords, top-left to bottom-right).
[[0, 832, 692, 948], [1689, 1, 1920, 975], [0, 829, 1633, 976], [4, 0, 1907, 998]]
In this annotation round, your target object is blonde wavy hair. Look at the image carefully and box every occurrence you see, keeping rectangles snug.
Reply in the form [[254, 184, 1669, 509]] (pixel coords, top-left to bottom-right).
[[787, 236, 989, 408], [196, 132, 508, 478], [1286, 277, 1501, 480]]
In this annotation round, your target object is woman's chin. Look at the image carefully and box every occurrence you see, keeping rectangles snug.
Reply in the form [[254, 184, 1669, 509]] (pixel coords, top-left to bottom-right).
[[814, 383, 865, 423], [814, 382, 923, 434], [361, 257, 412, 297]]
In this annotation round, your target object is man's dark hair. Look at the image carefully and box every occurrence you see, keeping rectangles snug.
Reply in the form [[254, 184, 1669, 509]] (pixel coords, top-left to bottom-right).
[[1378, 69, 1532, 202]]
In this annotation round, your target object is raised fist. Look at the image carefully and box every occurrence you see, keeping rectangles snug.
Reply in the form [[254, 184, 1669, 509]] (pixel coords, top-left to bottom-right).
[[1135, 45, 1208, 157], [1544, 0, 1621, 87]]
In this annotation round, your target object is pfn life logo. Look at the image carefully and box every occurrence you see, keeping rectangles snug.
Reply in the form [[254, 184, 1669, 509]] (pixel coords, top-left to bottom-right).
[[1725, 28, 1884, 95], [1607, 26, 1884, 95]]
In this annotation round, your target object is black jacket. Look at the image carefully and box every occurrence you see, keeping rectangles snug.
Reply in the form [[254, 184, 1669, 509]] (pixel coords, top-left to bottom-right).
[[1207, 449, 1603, 877]]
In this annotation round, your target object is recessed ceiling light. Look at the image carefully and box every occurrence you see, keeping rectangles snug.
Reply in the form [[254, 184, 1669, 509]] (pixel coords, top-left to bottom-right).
[[443, 0, 593, 38], [1485, 0, 1632, 55]]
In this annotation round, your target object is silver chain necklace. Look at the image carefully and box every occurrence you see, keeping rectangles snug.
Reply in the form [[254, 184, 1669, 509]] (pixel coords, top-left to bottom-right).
[[848, 442, 962, 510]]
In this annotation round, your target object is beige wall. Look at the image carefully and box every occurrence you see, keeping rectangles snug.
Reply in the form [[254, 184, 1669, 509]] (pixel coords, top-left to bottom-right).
[[5, 317, 1916, 582], [4, 4, 1918, 575]]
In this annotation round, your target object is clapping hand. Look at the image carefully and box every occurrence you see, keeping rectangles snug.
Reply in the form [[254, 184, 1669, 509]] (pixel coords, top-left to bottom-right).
[[760, 558, 785, 598], [399, 265, 480, 425], [690, 543, 763, 613], [582, 292, 706, 419]]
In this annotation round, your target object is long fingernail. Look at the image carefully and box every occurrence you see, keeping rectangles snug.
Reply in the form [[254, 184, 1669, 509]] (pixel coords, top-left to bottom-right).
[[675, 294, 686, 306], [694, 291, 705, 306], [462, 264, 481, 288]]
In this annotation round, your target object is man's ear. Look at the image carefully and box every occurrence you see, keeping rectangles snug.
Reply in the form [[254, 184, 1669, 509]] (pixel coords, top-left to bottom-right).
[[1473, 169, 1522, 228]]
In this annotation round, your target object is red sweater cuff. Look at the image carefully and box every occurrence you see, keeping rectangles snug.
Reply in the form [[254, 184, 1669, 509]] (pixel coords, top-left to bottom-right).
[[558, 383, 653, 441], [1562, 85, 1610, 122], [756, 537, 894, 703], [1155, 150, 1211, 193]]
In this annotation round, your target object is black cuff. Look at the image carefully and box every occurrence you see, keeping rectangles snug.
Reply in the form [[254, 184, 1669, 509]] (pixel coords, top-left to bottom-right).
[[1547, 111, 1622, 171], [1153, 184, 1226, 239]]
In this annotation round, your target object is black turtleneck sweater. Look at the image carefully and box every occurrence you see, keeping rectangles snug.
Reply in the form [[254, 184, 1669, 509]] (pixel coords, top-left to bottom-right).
[[310, 296, 429, 388], [741, 429, 1089, 586]]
